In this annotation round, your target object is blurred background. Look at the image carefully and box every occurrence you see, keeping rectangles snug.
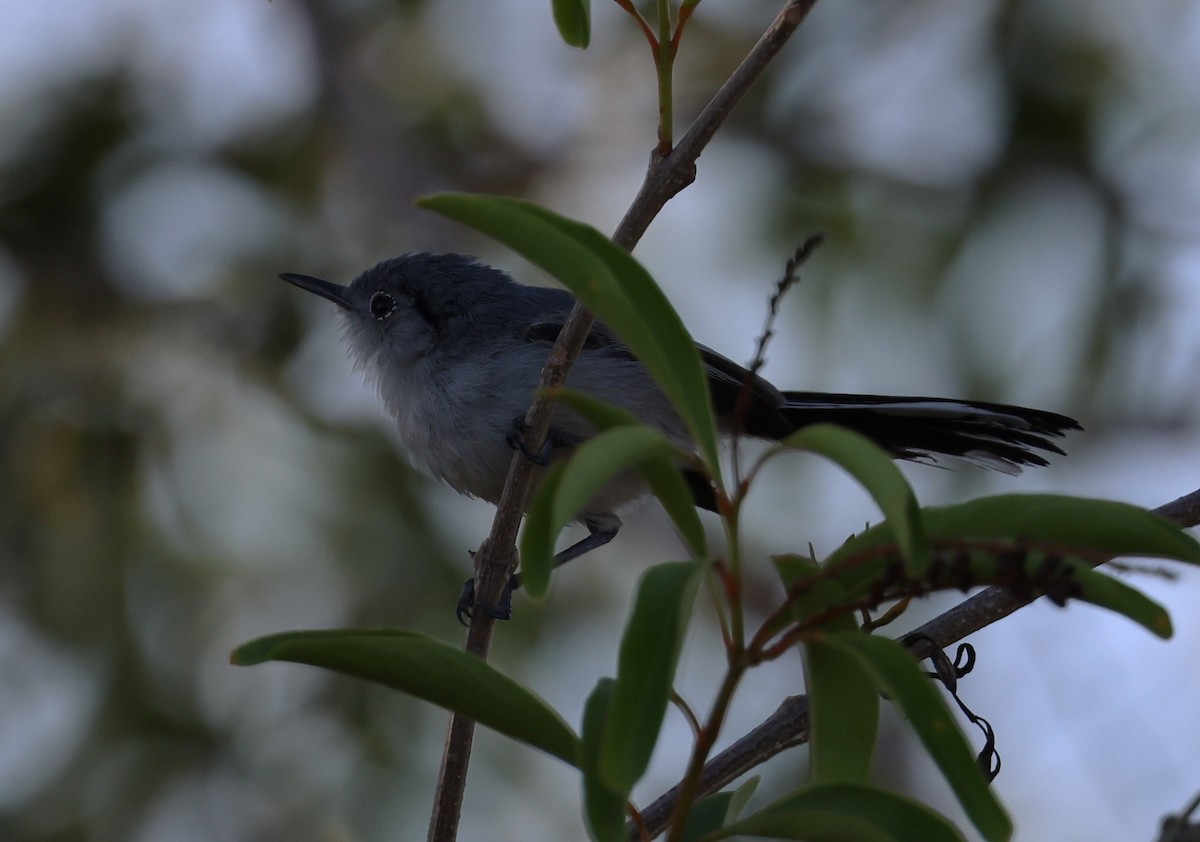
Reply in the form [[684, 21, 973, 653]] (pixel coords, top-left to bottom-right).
[[2, 0, 1199, 839]]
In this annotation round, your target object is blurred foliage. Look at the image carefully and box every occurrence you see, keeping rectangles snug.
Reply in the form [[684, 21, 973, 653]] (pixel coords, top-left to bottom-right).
[[1, 1, 1198, 840]]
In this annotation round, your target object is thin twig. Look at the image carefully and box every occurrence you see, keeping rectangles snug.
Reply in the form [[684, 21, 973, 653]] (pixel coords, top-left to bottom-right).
[[729, 235, 823, 485], [629, 696, 812, 841], [1159, 786, 1200, 842], [632, 485, 1200, 838], [612, 0, 659, 52], [670, 4, 698, 57], [750, 235, 825, 380], [427, 2, 822, 839], [665, 660, 750, 842]]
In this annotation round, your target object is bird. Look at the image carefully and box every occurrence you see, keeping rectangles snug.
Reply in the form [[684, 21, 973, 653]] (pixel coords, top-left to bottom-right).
[[280, 252, 1081, 619]]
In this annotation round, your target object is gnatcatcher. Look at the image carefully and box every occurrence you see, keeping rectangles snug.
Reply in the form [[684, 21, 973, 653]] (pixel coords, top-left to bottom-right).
[[281, 253, 1080, 619]]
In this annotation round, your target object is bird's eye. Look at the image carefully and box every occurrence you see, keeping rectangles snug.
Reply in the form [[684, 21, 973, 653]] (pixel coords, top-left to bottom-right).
[[369, 291, 396, 320]]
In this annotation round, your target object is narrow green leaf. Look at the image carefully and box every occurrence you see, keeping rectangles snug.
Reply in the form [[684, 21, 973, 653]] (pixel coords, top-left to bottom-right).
[[634, 456, 709, 558], [772, 552, 821, 586], [965, 549, 1175, 638], [1056, 559, 1173, 638], [682, 793, 736, 842], [684, 775, 764, 840], [826, 539, 1173, 639], [520, 425, 697, 598], [599, 560, 704, 792], [934, 496, 1200, 563], [231, 629, 579, 766], [726, 775, 760, 822], [831, 494, 1200, 572], [820, 634, 1011, 841], [551, 0, 590, 48], [782, 424, 927, 573], [581, 679, 625, 842], [707, 809, 887, 841], [520, 460, 568, 598], [417, 193, 722, 476], [552, 388, 708, 557], [548, 386, 643, 429], [712, 783, 966, 842], [826, 495, 1200, 629], [770, 554, 855, 638], [804, 640, 879, 784]]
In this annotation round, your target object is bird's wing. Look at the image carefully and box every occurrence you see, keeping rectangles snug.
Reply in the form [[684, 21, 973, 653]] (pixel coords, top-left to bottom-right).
[[696, 344, 791, 437]]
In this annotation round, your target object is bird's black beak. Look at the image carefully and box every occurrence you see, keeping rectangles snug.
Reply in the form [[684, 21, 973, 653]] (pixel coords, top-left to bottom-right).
[[279, 273, 355, 310]]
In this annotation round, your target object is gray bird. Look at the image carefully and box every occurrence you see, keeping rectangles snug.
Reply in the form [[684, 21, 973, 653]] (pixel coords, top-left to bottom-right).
[[281, 253, 1080, 619]]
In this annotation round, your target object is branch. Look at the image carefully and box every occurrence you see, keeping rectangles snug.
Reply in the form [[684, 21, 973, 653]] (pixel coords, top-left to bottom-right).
[[427, 2, 821, 839], [633, 485, 1200, 839]]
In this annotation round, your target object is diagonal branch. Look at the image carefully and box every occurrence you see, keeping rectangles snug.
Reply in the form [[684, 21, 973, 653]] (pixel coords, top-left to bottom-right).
[[632, 485, 1200, 839], [427, 3, 821, 840]]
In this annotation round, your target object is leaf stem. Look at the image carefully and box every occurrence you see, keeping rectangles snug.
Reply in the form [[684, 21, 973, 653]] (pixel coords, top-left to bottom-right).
[[612, 0, 659, 51], [664, 656, 749, 841], [656, 0, 674, 154]]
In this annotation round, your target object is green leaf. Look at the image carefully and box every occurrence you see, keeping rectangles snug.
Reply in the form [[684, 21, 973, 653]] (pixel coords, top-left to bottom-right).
[[551, 0, 590, 48], [599, 560, 704, 793], [726, 774, 761, 822], [516, 460, 567, 599], [231, 629, 579, 767], [772, 552, 821, 586], [417, 193, 722, 476], [819, 634, 1011, 841], [552, 388, 708, 557], [771, 552, 857, 634], [686, 777, 758, 839], [712, 783, 966, 841], [581, 679, 625, 842], [832, 494, 1200, 572], [782, 424, 928, 574], [708, 810, 888, 841], [1068, 562, 1173, 638], [804, 640, 879, 784], [519, 425, 698, 598], [825, 495, 1199, 635], [684, 775, 763, 839], [682, 792, 736, 842], [548, 386, 644, 430]]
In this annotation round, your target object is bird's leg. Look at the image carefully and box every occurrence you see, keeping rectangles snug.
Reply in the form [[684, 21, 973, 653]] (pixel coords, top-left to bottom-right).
[[542, 513, 621, 570], [456, 515, 620, 624]]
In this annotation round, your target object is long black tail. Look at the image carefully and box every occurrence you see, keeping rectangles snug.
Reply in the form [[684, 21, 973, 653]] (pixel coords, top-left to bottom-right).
[[778, 392, 1081, 474]]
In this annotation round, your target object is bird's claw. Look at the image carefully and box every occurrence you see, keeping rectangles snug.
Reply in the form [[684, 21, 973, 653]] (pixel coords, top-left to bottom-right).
[[456, 576, 515, 625]]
